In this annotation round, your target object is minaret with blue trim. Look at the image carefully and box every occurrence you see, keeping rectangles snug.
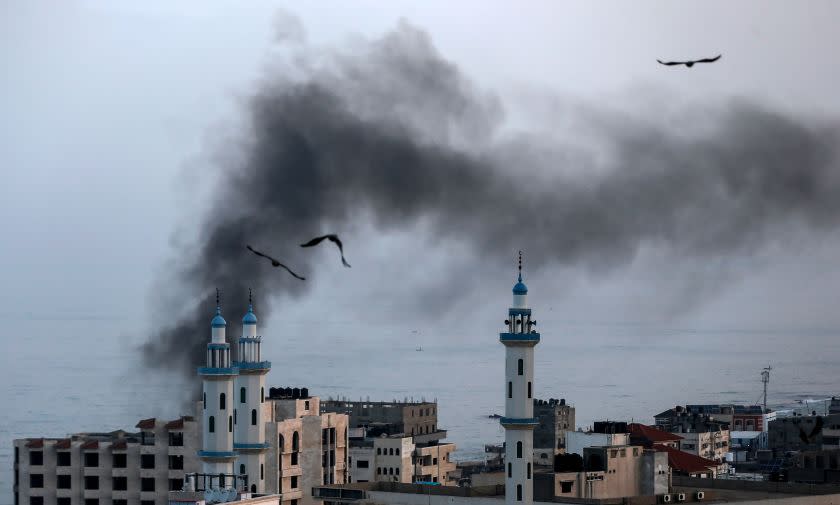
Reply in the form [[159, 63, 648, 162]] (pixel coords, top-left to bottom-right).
[[198, 290, 239, 489], [233, 289, 271, 494], [500, 252, 539, 505]]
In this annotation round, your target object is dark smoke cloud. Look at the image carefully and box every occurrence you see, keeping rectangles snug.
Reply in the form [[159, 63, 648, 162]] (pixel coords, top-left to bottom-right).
[[142, 20, 840, 400]]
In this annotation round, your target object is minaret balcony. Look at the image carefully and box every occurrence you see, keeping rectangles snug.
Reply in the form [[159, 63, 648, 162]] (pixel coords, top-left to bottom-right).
[[232, 360, 271, 372], [197, 450, 238, 459], [196, 366, 239, 376], [499, 416, 539, 428], [499, 332, 540, 345], [233, 442, 270, 452]]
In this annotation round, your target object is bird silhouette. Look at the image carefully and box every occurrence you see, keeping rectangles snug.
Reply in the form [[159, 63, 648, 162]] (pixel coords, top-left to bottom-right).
[[300, 234, 351, 267], [246, 245, 305, 280], [657, 54, 721, 68]]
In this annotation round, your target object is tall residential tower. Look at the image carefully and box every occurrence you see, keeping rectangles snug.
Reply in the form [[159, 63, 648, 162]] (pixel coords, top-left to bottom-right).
[[500, 253, 539, 505]]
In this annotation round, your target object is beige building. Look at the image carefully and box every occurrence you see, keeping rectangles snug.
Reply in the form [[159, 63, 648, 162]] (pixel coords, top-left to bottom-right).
[[676, 429, 730, 466], [551, 445, 669, 500], [13, 390, 347, 505]]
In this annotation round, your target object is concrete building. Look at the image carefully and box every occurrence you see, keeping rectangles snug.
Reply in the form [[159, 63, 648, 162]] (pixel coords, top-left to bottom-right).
[[325, 400, 456, 486], [13, 296, 348, 505], [564, 432, 629, 459], [550, 445, 669, 499], [768, 413, 840, 455], [656, 405, 773, 432], [499, 254, 540, 505], [320, 400, 438, 438], [532, 399, 574, 464]]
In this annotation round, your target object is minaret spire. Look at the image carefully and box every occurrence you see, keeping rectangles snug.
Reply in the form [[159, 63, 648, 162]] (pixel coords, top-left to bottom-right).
[[216, 288, 221, 311], [518, 251, 523, 282]]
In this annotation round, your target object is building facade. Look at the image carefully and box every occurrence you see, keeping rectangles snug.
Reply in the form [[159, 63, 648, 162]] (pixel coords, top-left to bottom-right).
[[532, 399, 575, 459], [14, 297, 348, 505]]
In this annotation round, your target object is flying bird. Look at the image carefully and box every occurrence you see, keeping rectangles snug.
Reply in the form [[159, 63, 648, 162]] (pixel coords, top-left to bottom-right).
[[300, 234, 351, 267], [246, 245, 305, 280], [657, 54, 721, 68]]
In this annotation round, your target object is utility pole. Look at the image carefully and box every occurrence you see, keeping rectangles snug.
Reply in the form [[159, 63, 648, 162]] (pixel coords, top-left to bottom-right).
[[761, 365, 772, 413]]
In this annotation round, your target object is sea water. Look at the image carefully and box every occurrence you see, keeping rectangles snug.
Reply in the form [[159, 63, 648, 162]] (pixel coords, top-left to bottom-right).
[[2, 318, 839, 503]]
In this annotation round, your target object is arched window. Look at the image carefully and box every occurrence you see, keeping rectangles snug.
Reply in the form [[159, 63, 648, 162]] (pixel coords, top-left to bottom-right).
[[240, 464, 246, 474], [251, 409, 257, 425], [389, 448, 394, 456], [229, 415, 232, 432], [517, 484, 522, 501], [292, 432, 299, 451], [251, 484, 256, 493], [507, 463, 512, 477], [518, 359, 524, 375], [396, 468, 400, 475], [209, 416, 215, 433], [220, 393, 226, 410], [234, 409, 237, 425], [508, 382, 513, 399], [528, 382, 532, 399], [261, 463, 264, 480], [517, 441, 523, 458], [261, 387, 265, 403], [279, 435, 285, 452], [240, 387, 246, 404], [527, 463, 531, 479], [396, 448, 400, 455], [203, 392, 206, 410]]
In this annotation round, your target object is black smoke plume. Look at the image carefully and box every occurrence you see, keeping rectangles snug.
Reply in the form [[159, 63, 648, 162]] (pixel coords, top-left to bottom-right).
[[142, 21, 840, 400]]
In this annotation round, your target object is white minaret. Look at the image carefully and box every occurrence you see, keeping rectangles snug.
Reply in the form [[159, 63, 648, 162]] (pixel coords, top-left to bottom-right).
[[500, 252, 539, 505], [233, 290, 271, 494], [198, 290, 239, 490]]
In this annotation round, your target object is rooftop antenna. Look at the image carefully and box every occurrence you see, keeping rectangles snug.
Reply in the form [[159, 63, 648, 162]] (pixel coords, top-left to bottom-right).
[[761, 365, 772, 413]]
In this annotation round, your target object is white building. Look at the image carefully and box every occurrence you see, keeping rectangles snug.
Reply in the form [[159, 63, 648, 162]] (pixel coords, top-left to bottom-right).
[[499, 254, 539, 505], [564, 432, 629, 458]]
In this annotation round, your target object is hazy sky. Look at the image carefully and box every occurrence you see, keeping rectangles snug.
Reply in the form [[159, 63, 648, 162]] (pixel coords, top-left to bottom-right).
[[2, 0, 840, 375]]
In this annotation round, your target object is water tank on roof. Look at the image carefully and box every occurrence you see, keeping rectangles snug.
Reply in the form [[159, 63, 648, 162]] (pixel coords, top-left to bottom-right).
[[292, 387, 301, 399], [301, 388, 309, 398], [560, 399, 566, 406], [284, 387, 293, 397]]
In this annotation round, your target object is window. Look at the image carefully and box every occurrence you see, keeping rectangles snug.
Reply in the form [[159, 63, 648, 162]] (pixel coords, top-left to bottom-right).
[[141, 501, 155, 505], [292, 432, 299, 451], [291, 452, 298, 465], [229, 415, 233, 432], [518, 359, 524, 375], [58, 499, 72, 505], [291, 476, 298, 489], [170, 478, 183, 491], [251, 409, 257, 425], [141, 478, 155, 492], [113, 501, 127, 505], [527, 463, 531, 479], [209, 416, 215, 433], [57, 452, 71, 466], [29, 498, 43, 505], [517, 484, 522, 501], [377, 467, 381, 475], [279, 435, 285, 452], [169, 455, 184, 470], [220, 393, 226, 410], [169, 432, 184, 446], [203, 392, 206, 410], [377, 448, 381, 455], [84, 476, 99, 490], [141, 454, 155, 469], [517, 441, 523, 458], [389, 448, 394, 455], [113, 453, 127, 468], [357, 460, 369, 468], [508, 463, 512, 477], [395, 448, 400, 455], [58, 474, 72, 489], [30, 474, 44, 488], [633, 448, 639, 457], [560, 481, 574, 493], [508, 382, 513, 399], [84, 452, 99, 467], [85, 500, 98, 505], [112, 476, 127, 490], [241, 387, 246, 403], [305, 400, 310, 410], [234, 409, 237, 425], [527, 382, 532, 399], [29, 451, 43, 466], [261, 387, 265, 403], [261, 463, 265, 480]]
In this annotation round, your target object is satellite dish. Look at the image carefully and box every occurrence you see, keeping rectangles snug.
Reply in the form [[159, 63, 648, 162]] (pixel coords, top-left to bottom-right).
[[204, 488, 216, 504]]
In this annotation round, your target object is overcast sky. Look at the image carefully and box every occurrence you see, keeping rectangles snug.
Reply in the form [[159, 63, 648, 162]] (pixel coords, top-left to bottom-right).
[[2, 0, 840, 355]]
